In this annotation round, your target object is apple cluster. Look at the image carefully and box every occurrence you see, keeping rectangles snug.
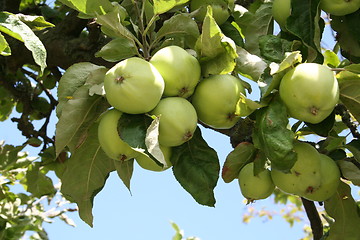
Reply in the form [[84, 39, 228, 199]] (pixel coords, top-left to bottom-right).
[[237, 141, 341, 202], [98, 45, 248, 172]]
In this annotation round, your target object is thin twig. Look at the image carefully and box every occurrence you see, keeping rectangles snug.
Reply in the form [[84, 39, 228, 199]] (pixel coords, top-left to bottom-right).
[[301, 198, 323, 240]]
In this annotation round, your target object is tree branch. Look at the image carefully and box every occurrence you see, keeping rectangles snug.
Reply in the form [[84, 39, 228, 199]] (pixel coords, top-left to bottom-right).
[[301, 198, 323, 240]]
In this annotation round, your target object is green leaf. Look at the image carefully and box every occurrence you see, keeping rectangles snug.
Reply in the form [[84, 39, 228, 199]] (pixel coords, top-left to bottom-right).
[[323, 50, 341, 68], [0, 33, 10, 56], [233, 2, 273, 55], [60, 122, 115, 227], [118, 113, 153, 151], [95, 37, 138, 62], [56, 62, 108, 117], [286, 0, 323, 63], [0, 143, 25, 171], [344, 64, 360, 74], [220, 21, 244, 47], [155, 13, 200, 49], [96, 5, 137, 43], [25, 163, 56, 198], [324, 181, 360, 240], [153, 0, 189, 15], [222, 142, 256, 183], [259, 35, 293, 63], [253, 95, 297, 171], [0, 86, 14, 121], [58, 0, 113, 15], [305, 110, 335, 137], [235, 46, 267, 81], [17, 14, 55, 30], [337, 73, 360, 123], [55, 86, 110, 157], [345, 140, 360, 163], [337, 160, 360, 186], [171, 127, 220, 206], [259, 51, 302, 97], [331, 13, 360, 61], [195, 6, 237, 76], [114, 159, 134, 192], [0, 12, 47, 74]]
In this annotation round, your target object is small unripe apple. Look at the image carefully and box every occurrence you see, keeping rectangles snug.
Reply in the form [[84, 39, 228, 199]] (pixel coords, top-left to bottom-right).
[[150, 46, 201, 98], [190, 0, 230, 25], [272, 0, 291, 29], [104, 57, 164, 114], [320, 0, 360, 16], [150, 97, 198, 147], [279, 63, 339, 124], [97, 109, 139, 161], [135, 145, 172, 172], [238, 162, 275, 201]]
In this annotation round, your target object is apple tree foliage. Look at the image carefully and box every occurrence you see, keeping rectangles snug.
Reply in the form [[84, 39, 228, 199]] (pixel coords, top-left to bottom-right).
[[1, 0, 360, 239]]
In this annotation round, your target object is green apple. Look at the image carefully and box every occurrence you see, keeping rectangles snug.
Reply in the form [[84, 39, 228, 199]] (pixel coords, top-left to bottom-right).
[[190, 0, 230, 25], [279, 63, 339, 124], [271, 168, 299, 195], [191, 74, 246, 129], [302, 154, 341, 201], [135, 145, 172, 172], [98, 109, 139, 161], [238, 162, 275, 201], [150, 97, 198, 147], [272, 0, 291, 28], [104, 57, 165, 114], [150, 46, 201, 98], [320, 0, 360, 16], [271, 141, 322, 196]]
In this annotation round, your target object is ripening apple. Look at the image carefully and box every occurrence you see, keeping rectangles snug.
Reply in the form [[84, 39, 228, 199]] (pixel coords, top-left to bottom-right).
[[104, 57, 164, 114], [238, 162, 275, 201], [320, 0, 360, 16], [272, 0, 291, 29], [191, 74, 246, 129], [190, 0, 231, 25], [279, 63, 339, 124], [97, 109, 139, 161], [302, 154, 341, 202], [150, 97, 198, 147], [135, 145, 172, 172], [150, 46, 201, 98]]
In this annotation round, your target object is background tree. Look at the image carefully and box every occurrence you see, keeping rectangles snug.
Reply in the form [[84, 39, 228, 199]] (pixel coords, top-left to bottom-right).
[[0, 0, 360, 239]]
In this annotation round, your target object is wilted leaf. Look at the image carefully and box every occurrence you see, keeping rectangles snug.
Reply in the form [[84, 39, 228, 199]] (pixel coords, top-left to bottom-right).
[[171, 128, 219, 206], [222, 142, 256, 183], [253, 95, 297, 171], [324, 181, 360, 240], [60, 123, 115, 227]]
